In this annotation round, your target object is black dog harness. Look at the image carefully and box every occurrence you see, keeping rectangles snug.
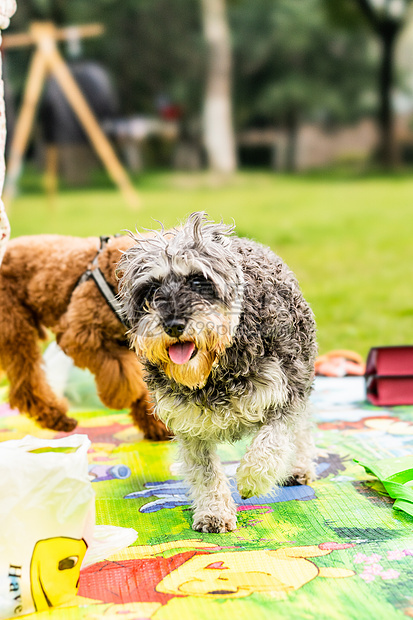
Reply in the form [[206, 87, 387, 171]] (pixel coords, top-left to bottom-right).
[[75, 235, 131, 329]]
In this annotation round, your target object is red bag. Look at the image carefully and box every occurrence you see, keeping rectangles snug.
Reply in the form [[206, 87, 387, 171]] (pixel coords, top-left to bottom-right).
[[366, 346, 413, 406]]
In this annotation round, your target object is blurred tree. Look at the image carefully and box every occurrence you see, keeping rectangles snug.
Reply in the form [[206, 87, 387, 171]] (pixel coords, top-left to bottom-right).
[[6, 0, 206, 171], [7, 0, 204, 117], [231, 0, 377, 171], [201, 0, 236, 173], [326, 0, 413, 169], [6, 0, 380, 173]]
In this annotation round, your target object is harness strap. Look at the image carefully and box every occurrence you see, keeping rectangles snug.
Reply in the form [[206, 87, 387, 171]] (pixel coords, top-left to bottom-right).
[[75, 235, 130, 330]]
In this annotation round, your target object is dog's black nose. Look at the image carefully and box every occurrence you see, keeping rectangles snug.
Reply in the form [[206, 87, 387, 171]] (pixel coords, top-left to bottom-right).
[[163, 318, 187, 338]]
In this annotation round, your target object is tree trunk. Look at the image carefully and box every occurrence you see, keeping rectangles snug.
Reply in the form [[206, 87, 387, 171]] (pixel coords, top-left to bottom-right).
[[354, 0, 401, 169], [378, 29, 398, 169], [201, 0, 237, 173], [285, 105, 299, 173]]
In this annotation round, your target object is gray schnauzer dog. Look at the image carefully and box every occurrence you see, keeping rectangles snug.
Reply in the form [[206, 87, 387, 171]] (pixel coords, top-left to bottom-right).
[[117, 212, 317, 533]]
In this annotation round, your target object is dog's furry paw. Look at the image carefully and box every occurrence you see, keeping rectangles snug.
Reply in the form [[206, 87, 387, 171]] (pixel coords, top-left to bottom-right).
[[237, 466, 272, 499], [143, 419, 172, 441], [290, 464, 315, 486], [130, 399, 172, 441], [53, 415, 78, 432], [35, 411, 78, 432], [192, 513, 237, 533]]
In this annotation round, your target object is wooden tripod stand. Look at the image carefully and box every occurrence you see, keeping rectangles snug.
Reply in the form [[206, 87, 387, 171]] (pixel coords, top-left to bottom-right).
[[2, 21, 139, 208]]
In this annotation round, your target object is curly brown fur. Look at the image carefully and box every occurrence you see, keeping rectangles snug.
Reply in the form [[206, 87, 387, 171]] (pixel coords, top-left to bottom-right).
[[0, 234, 169, 440]]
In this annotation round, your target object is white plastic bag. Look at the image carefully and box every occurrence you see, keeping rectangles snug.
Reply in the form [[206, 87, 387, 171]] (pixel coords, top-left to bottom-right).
[[84, 525, 138, 567], [0, 435, 95, 618]]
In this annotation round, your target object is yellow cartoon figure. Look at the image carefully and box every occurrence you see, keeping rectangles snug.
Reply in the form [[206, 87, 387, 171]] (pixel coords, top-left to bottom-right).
[[30, 537, 88, 611], [157, 544, 355, 599]]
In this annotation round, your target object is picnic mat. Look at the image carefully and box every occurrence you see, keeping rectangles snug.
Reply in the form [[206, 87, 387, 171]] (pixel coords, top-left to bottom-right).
[[1, 370, 413, 620]]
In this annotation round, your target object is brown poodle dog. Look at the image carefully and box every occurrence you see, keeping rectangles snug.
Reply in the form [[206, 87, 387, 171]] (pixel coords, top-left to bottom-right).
[[0, 233, 169, 440]]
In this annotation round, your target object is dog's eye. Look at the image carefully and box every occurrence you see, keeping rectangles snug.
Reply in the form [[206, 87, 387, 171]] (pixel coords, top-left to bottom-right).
[[188, 275, 215, 296], [134, 281, 159, 309], [144, 283, 159, 303]]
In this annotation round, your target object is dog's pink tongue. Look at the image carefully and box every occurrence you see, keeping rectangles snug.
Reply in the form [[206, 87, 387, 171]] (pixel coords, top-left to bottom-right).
[[168, 342, 195, 365]]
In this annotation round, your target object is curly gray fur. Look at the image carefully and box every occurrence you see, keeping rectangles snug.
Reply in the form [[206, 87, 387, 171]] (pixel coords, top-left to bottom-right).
[[117, 212, 317, 533]]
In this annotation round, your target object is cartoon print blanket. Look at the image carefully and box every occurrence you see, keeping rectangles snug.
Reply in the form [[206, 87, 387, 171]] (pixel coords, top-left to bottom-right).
[[0, 372, 412, 620]]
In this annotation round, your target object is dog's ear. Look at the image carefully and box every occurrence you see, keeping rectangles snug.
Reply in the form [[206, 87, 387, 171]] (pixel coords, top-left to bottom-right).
[[115, 242, 142, 283]]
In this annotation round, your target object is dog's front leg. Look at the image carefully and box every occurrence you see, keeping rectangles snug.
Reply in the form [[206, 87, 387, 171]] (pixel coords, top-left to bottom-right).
[[178, 435, 237, 533], [237, 413, 296, 499]]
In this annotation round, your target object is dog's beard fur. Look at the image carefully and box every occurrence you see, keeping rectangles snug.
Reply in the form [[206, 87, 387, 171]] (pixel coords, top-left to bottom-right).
[[132, 307, 233, 389]]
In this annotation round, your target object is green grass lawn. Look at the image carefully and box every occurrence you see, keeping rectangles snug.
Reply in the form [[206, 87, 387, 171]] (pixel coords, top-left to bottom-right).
[[8, 170, 413, 357]]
